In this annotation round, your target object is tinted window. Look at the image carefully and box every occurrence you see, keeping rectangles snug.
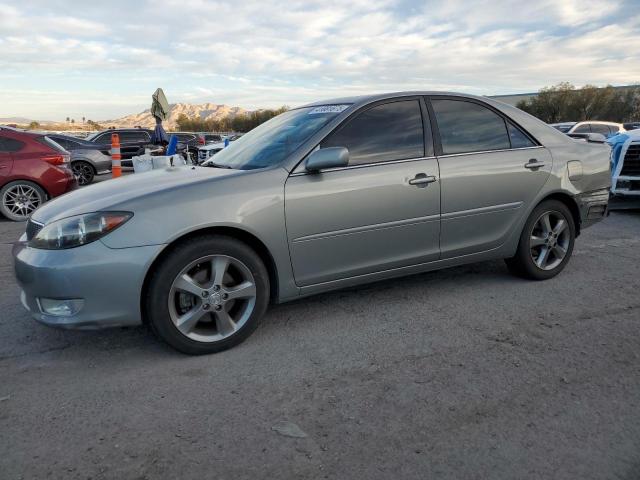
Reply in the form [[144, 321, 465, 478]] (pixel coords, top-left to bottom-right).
[[50, 137, 71, 148], [590, 124, 610, 135], [573, 124, 591, 133], [322, 100, 425, 165], [507, 123, 536, 148], [432, 99, 510, 154], [175, 134, 195, 142], [94, 133, 113, 144], [120, 131, 149, 143], [0, 136, 25, 153]]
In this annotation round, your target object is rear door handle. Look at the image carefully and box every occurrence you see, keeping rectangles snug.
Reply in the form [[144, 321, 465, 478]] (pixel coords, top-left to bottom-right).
[[524, 159, 545, 170], [408, 174, 437, 187]]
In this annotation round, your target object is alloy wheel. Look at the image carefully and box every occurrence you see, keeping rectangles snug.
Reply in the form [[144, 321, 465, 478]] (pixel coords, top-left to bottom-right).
[[72, 162, 94, 185], [529, 211, 571, 271], [2, 184, 42, 218], [168, 254, 257, 343]]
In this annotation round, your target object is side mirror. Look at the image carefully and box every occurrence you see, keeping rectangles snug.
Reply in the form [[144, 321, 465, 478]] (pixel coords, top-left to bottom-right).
[[586, 133, 607, 143], [305, 147, 349, 172]]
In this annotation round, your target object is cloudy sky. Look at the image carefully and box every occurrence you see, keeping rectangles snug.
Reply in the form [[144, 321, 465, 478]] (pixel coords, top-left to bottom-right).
[[1, 0, 638, 121]]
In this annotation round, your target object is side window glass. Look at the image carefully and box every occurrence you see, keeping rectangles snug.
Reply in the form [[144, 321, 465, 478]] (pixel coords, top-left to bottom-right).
[[573, 124, 591, 133], [590, 124, 610, 135], [507, 122, 536, 148], [321, 100, 425, 166], [431, 99, 510, 154], [53, 138, 70, 148], [96, 133, 112, 144], [0, 137, 25, 153]]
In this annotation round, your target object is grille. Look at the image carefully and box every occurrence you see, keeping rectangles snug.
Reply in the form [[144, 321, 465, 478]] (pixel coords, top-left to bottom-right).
[[621, 143, 640, 176], [25, 219, 43, 241]]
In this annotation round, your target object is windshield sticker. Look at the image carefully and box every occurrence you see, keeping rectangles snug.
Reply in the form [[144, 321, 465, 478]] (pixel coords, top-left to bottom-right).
[[308, 105, 350, 115]]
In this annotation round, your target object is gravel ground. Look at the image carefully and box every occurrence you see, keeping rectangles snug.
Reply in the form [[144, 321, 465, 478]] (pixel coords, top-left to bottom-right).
[[0, 209, 639, 480]]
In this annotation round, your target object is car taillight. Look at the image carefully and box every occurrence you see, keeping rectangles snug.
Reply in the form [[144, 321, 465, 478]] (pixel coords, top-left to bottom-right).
[[42, 154, 70, 166], [198, 137, 205, 145]]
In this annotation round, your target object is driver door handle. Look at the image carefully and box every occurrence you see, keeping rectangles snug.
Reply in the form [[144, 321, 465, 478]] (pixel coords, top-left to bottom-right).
[[525, 159, 545, 170], [408, 174, 437, 187]]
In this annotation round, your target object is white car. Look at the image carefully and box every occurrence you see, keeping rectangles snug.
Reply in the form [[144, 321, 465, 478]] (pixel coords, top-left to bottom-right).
[[567, 121, 625, 137], [197, 142, 226, 164], [610, 129, 640, 197]]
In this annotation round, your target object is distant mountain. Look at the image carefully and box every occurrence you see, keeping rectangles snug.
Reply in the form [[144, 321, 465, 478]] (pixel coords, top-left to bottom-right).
[[102, 103, 248, 129], [0, 117, 42, 124]]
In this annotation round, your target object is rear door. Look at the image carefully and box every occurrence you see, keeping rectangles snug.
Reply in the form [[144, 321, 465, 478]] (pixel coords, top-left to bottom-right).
[[284, 98, 441, 287], [428, 96, 552, 258], [0, 135, 15, 180], [119, 131, 150, 159]]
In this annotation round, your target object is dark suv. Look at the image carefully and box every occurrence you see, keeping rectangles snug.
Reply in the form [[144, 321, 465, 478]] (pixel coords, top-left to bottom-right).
[[85, 129, 153, 166]]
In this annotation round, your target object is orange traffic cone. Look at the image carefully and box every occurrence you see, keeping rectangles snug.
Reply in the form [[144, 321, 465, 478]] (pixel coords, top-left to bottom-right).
[[111, 133, 122, 178]]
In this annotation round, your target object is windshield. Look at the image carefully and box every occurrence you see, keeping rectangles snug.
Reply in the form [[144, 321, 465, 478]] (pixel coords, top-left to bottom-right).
[[207, 105, 349, 170]]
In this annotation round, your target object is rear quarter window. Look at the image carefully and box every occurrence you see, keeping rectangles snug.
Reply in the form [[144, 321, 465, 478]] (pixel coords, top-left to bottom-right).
[[0, 136, 26, 153]]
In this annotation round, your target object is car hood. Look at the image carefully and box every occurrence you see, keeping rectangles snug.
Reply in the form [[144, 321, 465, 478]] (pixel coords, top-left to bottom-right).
[[31, 166, 242, 224]]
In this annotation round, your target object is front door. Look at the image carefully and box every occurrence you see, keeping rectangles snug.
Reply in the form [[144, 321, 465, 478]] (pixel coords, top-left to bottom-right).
[[428, 97, 552, 258], [285, 98, 441, 287]]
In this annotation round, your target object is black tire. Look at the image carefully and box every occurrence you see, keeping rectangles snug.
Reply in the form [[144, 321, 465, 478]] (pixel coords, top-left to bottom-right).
[[0, 180, 47, 221], [505, 199, 576, 280], [145, 235, 270, 355], [71, 160, 95, 186]]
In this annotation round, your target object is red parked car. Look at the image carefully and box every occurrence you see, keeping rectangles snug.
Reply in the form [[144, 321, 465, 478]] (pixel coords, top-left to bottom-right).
[[0, 127, 77, 221]]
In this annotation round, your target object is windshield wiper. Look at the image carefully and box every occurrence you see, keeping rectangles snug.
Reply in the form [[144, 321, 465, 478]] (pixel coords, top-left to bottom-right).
[[204, 162, 234, 169]]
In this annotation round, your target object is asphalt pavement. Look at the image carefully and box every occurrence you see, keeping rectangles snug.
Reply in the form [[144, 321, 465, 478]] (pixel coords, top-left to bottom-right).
[[0, 208, 639, 480]]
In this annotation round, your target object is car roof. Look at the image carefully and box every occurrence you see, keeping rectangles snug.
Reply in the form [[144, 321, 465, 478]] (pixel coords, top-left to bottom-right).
[[299, 91, 499, 109], [573, 120, 622, 126]]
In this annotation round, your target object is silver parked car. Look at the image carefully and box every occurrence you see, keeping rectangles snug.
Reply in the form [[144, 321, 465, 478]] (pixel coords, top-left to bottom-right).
[[13, 92, 611, 354], [48, 134, 112, 185]]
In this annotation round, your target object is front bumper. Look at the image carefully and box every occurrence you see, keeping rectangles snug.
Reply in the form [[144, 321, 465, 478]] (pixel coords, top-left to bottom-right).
[[575, 188, 609, 230], [13, 238, 164, 330]]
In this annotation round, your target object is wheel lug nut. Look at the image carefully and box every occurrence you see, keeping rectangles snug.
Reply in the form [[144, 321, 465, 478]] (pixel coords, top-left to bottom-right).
[[222, 293, 228, 300], [215, 305, 222, 311], [203, 303, 210, 310], [213, 285, 220, 292], [201, 291, 209, 297]]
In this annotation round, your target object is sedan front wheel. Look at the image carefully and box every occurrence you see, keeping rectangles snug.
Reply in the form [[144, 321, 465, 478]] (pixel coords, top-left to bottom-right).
[[145, 235, 270, 355]]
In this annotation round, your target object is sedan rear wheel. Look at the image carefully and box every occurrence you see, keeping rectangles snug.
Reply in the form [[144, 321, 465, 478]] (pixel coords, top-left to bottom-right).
[[146, 235, 270, 355], [0, 181, 46, 221], [506, 199, 576, 280], [72, 161, 95, 186]]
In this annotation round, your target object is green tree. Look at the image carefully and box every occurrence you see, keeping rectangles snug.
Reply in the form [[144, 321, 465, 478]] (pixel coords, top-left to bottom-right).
[[174, 106, 289, 133], [27, 121, 40, 130], [517, 83, 640, 123]]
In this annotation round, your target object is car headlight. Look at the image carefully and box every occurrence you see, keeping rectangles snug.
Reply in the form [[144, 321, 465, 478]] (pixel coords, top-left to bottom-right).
[[29, 212, 133, 250]]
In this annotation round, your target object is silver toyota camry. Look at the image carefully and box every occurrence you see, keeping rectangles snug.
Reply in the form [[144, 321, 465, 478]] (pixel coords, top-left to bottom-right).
[[13, 92, 610, 354]]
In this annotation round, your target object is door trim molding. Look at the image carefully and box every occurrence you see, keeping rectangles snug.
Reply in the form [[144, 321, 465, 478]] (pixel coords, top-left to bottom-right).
[[441, 201, 523, 220], [292, 213, 441, 243]]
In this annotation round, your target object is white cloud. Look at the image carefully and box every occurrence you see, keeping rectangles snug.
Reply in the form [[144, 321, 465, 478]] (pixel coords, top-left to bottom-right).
[[0, 0, 638, 119]]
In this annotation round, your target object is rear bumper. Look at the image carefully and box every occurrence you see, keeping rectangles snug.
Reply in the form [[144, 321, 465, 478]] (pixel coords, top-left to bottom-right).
[[13, 238, 164, 329], [575, 188, 609, 229]]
